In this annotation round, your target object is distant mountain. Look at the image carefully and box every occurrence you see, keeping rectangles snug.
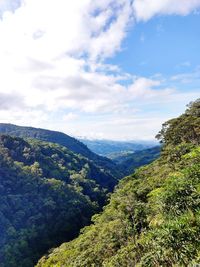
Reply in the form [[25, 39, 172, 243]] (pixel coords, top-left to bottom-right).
[[79, 138, 158, 158], [37, 99, 200, 267], [0, 123, 122, 178], [0, 134, 118, 267], [114, 146, 161, 175], [79, 138, 160, 175]]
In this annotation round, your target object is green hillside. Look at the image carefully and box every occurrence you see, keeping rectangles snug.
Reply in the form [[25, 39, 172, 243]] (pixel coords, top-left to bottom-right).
[[37, 99, 200, 267], [0, 124, 122, 178], [114, 146, 161, 175], [0, 135, 118, 267]]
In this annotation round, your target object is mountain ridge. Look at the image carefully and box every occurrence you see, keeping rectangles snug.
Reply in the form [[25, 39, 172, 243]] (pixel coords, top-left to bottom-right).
[[37, 99, 200, 267], [0, 123, 122, 178], [0, 133, 118, 267], [79, 138, 158, 158]]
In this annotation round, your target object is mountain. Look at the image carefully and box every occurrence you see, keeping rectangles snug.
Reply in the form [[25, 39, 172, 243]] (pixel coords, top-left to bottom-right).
[[37, 99, 200, 267], [80, 138, 160, 176], [116, 146, 161, 175], [0, 123, 122, 178], [0, 135, 118, 267], [79, 138, 157, 158]]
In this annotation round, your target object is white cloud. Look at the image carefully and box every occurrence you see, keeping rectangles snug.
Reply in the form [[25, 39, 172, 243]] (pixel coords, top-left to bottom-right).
[[171, 67, 200, 83], [133, 0, 200, 21], [0, 0, 132, 61], [0, 0, 21, 17], [0, 0, 133, 112], [0, 0, 199, 139], [62, 112, 78, 122], [0, 92, 25, 110]]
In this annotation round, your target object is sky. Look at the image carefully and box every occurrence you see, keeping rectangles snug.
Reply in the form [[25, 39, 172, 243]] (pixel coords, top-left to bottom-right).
[[0, 0, 199, 140]]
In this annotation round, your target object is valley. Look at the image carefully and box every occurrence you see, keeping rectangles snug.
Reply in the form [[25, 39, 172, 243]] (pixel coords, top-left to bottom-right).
[[0, 99, 199, 266], [0, 1, 199, 266]]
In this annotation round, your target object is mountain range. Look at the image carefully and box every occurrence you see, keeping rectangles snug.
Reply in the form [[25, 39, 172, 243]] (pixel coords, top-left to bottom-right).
[[1, 99, 199, 267], [36, 99, 200, 267], [79, 138, 158, 158], [0, 123, 122, 179], [0, 123, 159, 267]]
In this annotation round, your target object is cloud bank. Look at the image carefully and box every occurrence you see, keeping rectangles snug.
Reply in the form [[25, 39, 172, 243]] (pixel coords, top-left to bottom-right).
[[133, 0, 200, 21], [0, 0, 199, 139]]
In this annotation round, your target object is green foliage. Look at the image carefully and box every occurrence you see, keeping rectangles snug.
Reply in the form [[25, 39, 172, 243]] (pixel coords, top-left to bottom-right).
[[116, 146, 161, 175], [0, 135, 118, 267], [37, 99, 200, 267], [0, 123, 123, 179], [156, 99, 200, 146]]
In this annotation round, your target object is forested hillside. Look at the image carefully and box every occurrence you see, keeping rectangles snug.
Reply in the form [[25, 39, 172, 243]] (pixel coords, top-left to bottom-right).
[[0, 124, 160, 178], [0, 135, 118, 267], [0, 124, 121, 178], [114, 146, 161, 175], [37, 99, 200, 267]]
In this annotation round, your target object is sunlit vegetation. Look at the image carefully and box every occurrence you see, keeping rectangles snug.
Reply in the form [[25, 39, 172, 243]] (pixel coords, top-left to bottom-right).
[[37, 99, 200, 267], [115, 146, 161, 175], [0, 135, 118, 267], [0, 123, 122, 179]]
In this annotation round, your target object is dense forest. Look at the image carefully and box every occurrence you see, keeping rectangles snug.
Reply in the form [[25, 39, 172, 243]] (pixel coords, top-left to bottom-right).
[[0, 135, 118, 267], [0, 123, 122, 179], [37, 99, 200, 266], [0, 100, 199, 267], [114, 146, 161, 175], [0, 124, 160, 267], [80, 139, 160, 174], [0, 123, 160, 178]]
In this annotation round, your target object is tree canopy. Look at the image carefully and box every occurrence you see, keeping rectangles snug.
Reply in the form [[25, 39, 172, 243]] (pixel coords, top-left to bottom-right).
[[37, 99, 200, 267], [156, 98, 200, 146], [0, 135, 118, 267]]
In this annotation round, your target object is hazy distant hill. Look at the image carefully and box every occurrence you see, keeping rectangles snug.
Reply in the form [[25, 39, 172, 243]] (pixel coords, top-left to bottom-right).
[[37, 99, 200, 267], [116, 146, 161, 175], [80, 138, 157, 158], [80, 139, 160, 175], [0, 123, 122, 178]]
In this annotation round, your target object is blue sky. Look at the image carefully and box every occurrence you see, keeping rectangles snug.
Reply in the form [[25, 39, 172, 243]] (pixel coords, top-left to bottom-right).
[[108, 14, 200, 77], [0, 0, 199, 140]]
